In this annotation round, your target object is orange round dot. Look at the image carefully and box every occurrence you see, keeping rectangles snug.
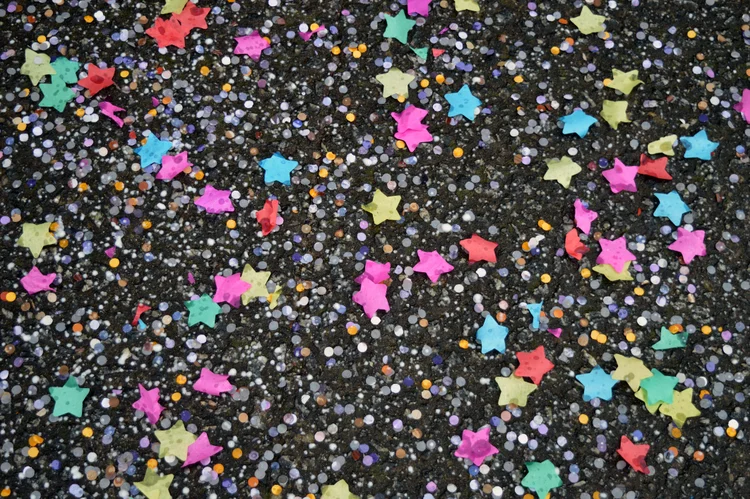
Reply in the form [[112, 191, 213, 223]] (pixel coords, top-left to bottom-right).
[[213, 464, 224, 474], [195, 171, 204, 180], [171, 392, 181, 402], [72, 323, 83, 333], [226, 219, 237, 229], [578, 414, 589, 424], [453, 147, 464, 158], [550, 46, 560, 55], [147, 458, 158, 469], [436, 74, 445, 84], [1, 488, 10, 497], [693, 451, 704, 461], [141, 220, 152, 230], [271, 485, 282, 495], [109, 258, 120, 268], [200, 66, 210, 76], [395, 140, 406, 149], [176, 374, 187, 385], [459, 339, 469, 349], [671, 427, 682, 438], [319, 168, 329, 178], [5, 292, 16, 303], [248, 477, 259, 487], [114, 181, 124, 191], [28, 447, 39, 458], [81, 427, 93, 438], [232, 448, 243, 459], [421, 379, 432, 390]]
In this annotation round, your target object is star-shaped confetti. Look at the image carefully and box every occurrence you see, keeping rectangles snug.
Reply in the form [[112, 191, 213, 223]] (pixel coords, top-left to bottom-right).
[[593, 261, 633, 281], [521, 460, 563, 499], [50, 57, 80, 84], [146, 17, 187, 49], [132, 384, 164, 425], [213, 272, 251, 308], [459, 234, 497, 263], [733, 88, 750, 123], [362, 189, 401, 225], [611, 354, 653, 391], [617, 436, 650, 474], [155, 421, 196, 460], [49, 377, 89, 417], [574, 199, 598, 234], [193, 368, 233, 396], [475, 315, 509, 355], [658, 388, 700, 427], [184, 294, 222, 328], [77, 64, 115, 96], [576, 365, 618, 401], [654, 191, 690, 226], [407, 0, 432, 17], [638, 154, 672, 180], [680, 129, 719, 160], [515, 346, 554, 385], [668, 228, 706, 264], [639, 368, 677, 405], [259, 152, 298, 185], [600, 100, 630, 130], [156, 151, 192, 181], [183, 432, 223, 467], [559, 109, 598, 138], [161, 0, 188, 14], [383, 10, 415, 44], [652, 326, 688, 350], [455, 0, 480, 12], [597, 236, 636, 273], [355, 260, 391, 284], [444, 84, 482, 121], [21, 49, 56, 86], [544, 156, 581, 188], [605, 69, 643, 95], [565, 229, 590, 261], [495, 374, 537, 407], [195, 185, 235, 214], [353, 278, 390, 318], [526, 302, 543, 329], [257, 198, 279, 235], [647, 135, 677, 156], [39, 76, 75, 112], [570, 5, 606, 35], [413, 249, 454, 283], [240, 264, 271, 304], [173, 5, 210, 31], [135, 134, 173, 168], [454, 426, 499, 466], [375, 67, 415, 98], [634, 387, 661, 414], [134, 467, 174, 499], [603, 158, 639, 193], [17, 222, 56, 258], [321, 479, 359, 499], [20, 266, 56, 295], [234, 30, 270, 61]]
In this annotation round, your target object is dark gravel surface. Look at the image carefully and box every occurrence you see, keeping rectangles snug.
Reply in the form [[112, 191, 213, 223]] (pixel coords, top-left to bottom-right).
[[1, 0, 749, 498]]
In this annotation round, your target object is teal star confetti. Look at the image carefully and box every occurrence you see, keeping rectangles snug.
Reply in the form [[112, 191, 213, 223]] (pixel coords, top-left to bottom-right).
[[134, 134, 173, 167], [444, 84, 482, 121], [654, 191, 690, 226], [39, 76, 75, 112], [652, 326, 688, 350], [639, 369, 677, 405], [521, 460, 563, 499], [475, 315, 509, 354], [184, 294, 222, 328], [49, 377, 90, 417], [680, 129, 719, 160], [50, 57, 80, 84], [576, 365, 618, 401], [383, 10, 416, 44], [559, 109, 597, 138], [259, 152, 299, 185]]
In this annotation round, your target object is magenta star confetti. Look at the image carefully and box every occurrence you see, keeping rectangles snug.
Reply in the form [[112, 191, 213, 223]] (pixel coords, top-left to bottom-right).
[[412, 249, 454, 283], [454, 426, 499, 466], [213, 272, 251, 308], [195, 184, 234, 214], [352, 278, 390, 318], [132, 384, 165, 425], [20, 266, 56, 295], [596, 236, 636, 273], [234, 30, 270, 61], [668, 228, 707, 264], [193, 368, 233, 396]]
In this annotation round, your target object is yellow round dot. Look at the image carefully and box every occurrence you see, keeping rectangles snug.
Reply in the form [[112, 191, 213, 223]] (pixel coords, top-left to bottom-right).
[[597, 334, 607, 344], [541, 274, 551, 284], [17, 122, 27, 131], [226, 219, 237, 229], [513, 75, 524, 83], [200, 66, 210, 76], [687, 30, 696, 39], [28, 447, 39, 458], [346, 113, 356, 122], [421, 379, 432, 390], [395, 140, 406, 149], [232, 448, 243, 459], [578, 414, 589, 424], [82, 427, 93, 438], [176, 374, 187, 385], [459, 339, 469, 349], [319, 168, 329, 178], [6, 292, 16, 303], [141, 220, 152, 230], [358, 43, 367, 53], [325, 151, 336, 160], [436, 74, 445, 84], [727, 427, 737, 438], [591, 330, 600, 341], [119, 70, 129, 78], [626, 332, 636, 342], [331, 46, 341, 55], [420, 79, 429, 88], [37, 35, 47, 43], [109, 258, 120, 268], [271, 485, 283, 495], [347, 325, 358, 336], [84, 15, 94, 23], [310, 23, 320, 31], [453, 147, 464, 158], [634, 287, 644, 296], [352, 50, 361, 59], [295, 283, 305, 292], [701, 325, 712, 335], [580, 268, 591, 278], [171, 392, 181, 402], [147, 458, 158, 469], [222, 83, 232, 92], [550, 46, 560, 55]]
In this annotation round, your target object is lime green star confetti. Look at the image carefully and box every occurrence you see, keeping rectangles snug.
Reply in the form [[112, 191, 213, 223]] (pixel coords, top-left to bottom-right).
[[634, 387, 661, 414], [648, 135, 677, 156], [652, 326, 688, 350], [39, 76, 75, 112], [268, 288, 282, 309], [321, 479, 359, 499], [543, 156, 582, 188], [611, 355, 653, 392], [593, 261, 633, 281], [20, 49, 56, 86], [495, 374, 537, 407], [375, 68, 415, 98], [50, 57, 80, 84], [362, 189, 402, 225], [17, 222, 56, 258], [600, 100, 631, 130], [605, 69, 643, 95], [134, 467, 174, 499], [161, 0, 188, 14], [383, 10, 415, 45], [659, 389, 700, 427], [240, 264, 271, 305], [155, 421, 197, 461], [455, 0, 480, 12], [49, 377, 90, 417], [570, 6, 606, 35]]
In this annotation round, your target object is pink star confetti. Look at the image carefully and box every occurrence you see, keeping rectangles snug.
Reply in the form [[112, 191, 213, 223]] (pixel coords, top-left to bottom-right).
[[213, 273, 251, 308], [355, 260, 391, 284], [602, 158, 639, 193], [132, 384, 164, 425], [407, 0, 432, 16], [413, 249, 454, 283], [193, 368, 233, 396], [454, 426, 499, 466], [596, 236, 636, 273], [668, 228, 706, 264], [234, 30, 270, 61], [195, 184, 234, 214], [352, 278, 390, 318], [574, 198, 598, 234], [734, 88, 750, 124], [157, 151, 193, 181], [391, 105, 433, 152], [183, 432, 223, 467], [98, 101, 125, 127], [20, 266, 56, 295]]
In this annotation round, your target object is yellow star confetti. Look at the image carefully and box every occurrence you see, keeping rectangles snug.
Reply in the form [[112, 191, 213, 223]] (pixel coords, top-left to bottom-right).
[[659, 388, 700, 428], [600, 100, 631, 130], [495, 374, 537, 407], [17, 222, 56, 258], [605, 69, 643, 95], [362, 189, 402, 225], [593, 261, 633, 281], [570, 6, 606, 35]]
